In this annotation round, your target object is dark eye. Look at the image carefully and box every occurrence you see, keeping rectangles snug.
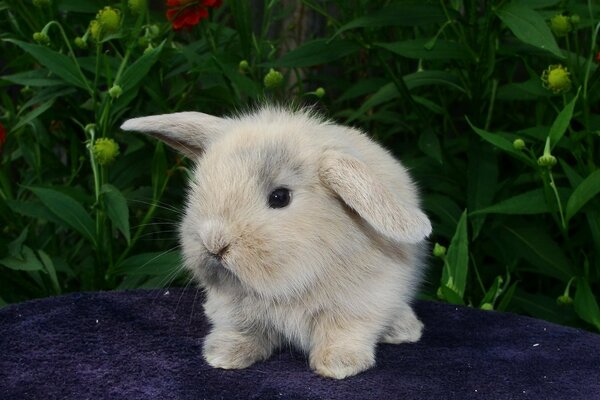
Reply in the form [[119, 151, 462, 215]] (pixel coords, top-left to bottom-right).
[[268, 187, 291, 209]]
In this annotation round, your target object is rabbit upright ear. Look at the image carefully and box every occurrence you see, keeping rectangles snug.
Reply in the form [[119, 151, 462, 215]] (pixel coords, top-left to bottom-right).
[[120, 112, 227, 158], [319, 150, 432, 244]]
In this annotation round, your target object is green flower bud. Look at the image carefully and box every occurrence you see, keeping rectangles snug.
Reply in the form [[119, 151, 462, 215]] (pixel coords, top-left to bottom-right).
[[148, 24, 160, 38], [33, 32, 50, 45], [143, 44, 154, 55], [263, 68, 283, 89], [557, 294, 573, 305], [74, 37, 87, 49], [433, 243, 447, 258], [138, 37, 150, 47], [550, 14, 572, 37], [93, 138, 120, 165], [512, 138, 525, 150], [480, 303, 494, 311], [108, 85, 123, 99], [541, 64, 571, 94], [238, 60, 250, 72], [84, 123, 96, 135], [128, 0, 146, 14], [315, 87, 326, 98], [89, 20, 102, 42], [97, 7, 121, 34], [570, 14, 580, 25], [537, 154, 557, 167]]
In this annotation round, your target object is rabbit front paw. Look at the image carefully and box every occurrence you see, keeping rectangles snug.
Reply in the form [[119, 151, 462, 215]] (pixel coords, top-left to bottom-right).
[[309, 346, 375, 379], [381, 307, 424, 344], [203, 330, 272, 369]]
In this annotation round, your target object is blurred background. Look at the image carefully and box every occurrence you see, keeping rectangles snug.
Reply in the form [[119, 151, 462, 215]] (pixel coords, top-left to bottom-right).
[[0, 0, 598, 332]]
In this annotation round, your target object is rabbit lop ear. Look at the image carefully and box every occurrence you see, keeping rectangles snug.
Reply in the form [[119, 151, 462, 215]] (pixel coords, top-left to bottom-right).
[[120, 112, 227, 158], [319, 150, 432, 244]]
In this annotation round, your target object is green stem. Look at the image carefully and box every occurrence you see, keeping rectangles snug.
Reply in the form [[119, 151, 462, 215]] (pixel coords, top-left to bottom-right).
[[113, 12, 145, 85], [93, 42, 101, 113], [375, 52, 429, 123], [548, 169, 567, 231], [44, 21, 94, 97], [110, 173, 172, 276], [202, 20, 218, 54], [484, 79, 498, 131]]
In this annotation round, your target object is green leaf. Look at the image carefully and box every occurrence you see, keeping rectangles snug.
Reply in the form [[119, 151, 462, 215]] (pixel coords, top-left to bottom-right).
[[267, 39, 360, 68], [495, 2, 563, 59], [574, 278, 600, 331], [501, 224, 573, 281], [466, 117, 533, 165], [471, 189, 550, 216], [467, 143, 498, 238], [118, 40, 165, 93], [442, 210, 469, 298], [512, 291, 572, 324], [38, 250, 61, 294], [565, 170, 600, 221], [29, 187, 96, 246], [423, 193, 462, 231], [0, 246, 44, 271], [102, 184, 131, 244], [332, 4, 447, 38], [404, 71, 465, 92], [496, 282, 518, 311], [6, 199, 66, 227], [4, 39, 89, 90], [12, 99, 55, 132], [440, 285, 465, 305], [212, 56, 259, 98], [349, 72, 464, 121], [418, 128, 442, 164], [548, 88, 580, 149], [151, 142, 167, 201], [114, 250, 182, 276], [375, 39, 471, 60], [523, 0, 561, 8], [481, 276, 503, 306], [413, 96, 444, 115], [336, 78, 387, 103], [1, 69, 64, 87], [496, 79, 551, 101]]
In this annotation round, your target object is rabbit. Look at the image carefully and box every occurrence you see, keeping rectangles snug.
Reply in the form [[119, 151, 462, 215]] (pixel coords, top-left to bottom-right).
[[120, 106, 431, 379]]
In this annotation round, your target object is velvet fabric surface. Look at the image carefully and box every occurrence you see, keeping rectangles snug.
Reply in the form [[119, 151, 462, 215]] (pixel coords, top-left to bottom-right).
[[1, 289, 599, 400]]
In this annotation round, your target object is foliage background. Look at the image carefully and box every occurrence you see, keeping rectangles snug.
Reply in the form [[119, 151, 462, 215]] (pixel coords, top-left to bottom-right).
[[0, 0, 599, 332]]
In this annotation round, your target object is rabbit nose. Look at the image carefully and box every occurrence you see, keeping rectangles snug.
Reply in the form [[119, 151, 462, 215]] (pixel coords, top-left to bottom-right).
[[201, 220, 231, 259], [209, 244, 229, 260]]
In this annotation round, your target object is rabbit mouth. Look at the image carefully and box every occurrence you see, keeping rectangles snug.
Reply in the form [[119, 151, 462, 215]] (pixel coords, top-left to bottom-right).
[[200, 254, 240, 288]]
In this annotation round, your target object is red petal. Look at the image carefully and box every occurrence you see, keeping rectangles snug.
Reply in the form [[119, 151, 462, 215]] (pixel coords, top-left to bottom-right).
[[166, 9, 178, 20], [202, 0, 221, 7], [0, 123, 6, 147]]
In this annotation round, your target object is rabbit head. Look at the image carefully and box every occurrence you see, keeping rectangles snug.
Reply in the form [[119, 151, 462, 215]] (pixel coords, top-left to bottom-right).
[[121, 107, 431, 300]]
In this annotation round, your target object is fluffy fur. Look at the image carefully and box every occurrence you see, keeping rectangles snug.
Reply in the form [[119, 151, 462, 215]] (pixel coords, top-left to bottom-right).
[[121, 106, 431, 379]]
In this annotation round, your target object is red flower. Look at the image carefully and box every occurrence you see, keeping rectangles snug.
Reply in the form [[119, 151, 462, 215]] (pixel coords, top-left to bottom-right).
[[0, 122, 6, 152], [596, 51, 600, 63], [166, 0, 222, 31]]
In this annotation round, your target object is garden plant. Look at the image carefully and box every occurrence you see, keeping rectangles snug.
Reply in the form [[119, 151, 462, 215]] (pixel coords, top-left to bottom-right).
[[0, 0, 599, 333]]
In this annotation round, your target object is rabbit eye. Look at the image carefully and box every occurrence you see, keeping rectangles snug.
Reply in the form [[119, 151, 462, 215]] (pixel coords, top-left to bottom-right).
[[268, 187, 291, 209]]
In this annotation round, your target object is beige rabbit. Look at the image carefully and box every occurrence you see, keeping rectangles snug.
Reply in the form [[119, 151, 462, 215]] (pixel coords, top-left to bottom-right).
[[121, 106, 431, 379]]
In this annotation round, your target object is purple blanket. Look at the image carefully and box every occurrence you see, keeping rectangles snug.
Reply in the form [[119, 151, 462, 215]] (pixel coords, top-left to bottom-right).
[[1, 289, 599, 399]]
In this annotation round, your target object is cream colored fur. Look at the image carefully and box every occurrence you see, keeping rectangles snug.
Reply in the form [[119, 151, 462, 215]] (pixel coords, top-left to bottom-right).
[[121, 106, 431, 379]]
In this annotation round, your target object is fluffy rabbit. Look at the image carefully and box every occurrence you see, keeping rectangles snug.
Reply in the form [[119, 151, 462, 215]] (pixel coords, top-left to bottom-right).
[[121, 106, 431, 379]]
